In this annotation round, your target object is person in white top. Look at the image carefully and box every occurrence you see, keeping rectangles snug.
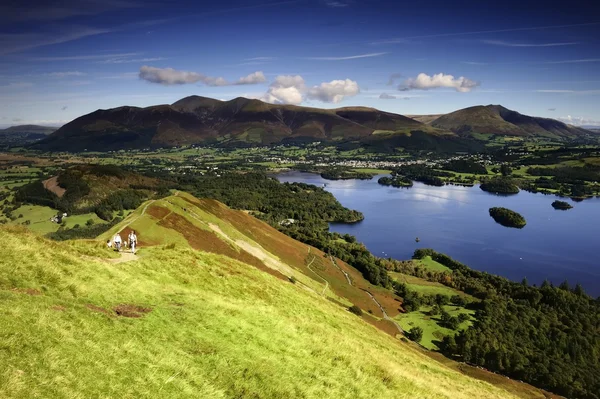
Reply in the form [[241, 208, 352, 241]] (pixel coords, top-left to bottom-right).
[[128, 230, 138, 254], [113, 233, 122, 251]]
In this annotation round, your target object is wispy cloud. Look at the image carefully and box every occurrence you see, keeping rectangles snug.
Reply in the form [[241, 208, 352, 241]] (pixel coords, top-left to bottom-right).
[[370, 22, 600, 45], [305, 52, 387, 61], [379, 93, 396, 99], [99, 72, 139, 79], [536, 89, 600, 94], [387, 73, 403, 86], [45, 71, 87, 77], [544, 58, 600, 64], [0, 28, 113, 55], [324, 1, 351, 7], [0, 82, 33, 89], [0, 0, 140, 22], [100, 57, 166, 64], [461, 61, 489, 65], [482, 40, 578, 47], [244, 57, 276, 61], [548, 108, 556, 111], [31, 52, 140, 61]]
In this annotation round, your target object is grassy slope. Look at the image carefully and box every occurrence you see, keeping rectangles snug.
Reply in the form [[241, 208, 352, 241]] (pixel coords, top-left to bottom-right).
[[101, 193, 403, 320], [0, 227, 517, 399]]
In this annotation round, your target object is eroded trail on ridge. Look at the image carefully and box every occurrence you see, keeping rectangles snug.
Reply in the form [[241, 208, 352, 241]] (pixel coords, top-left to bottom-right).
[[306, 248, 329, 296]]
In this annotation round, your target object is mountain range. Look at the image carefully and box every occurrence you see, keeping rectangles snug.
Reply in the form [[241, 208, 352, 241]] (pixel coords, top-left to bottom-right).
[[32, 97, 595, 152], [0, 125, 57, 147]]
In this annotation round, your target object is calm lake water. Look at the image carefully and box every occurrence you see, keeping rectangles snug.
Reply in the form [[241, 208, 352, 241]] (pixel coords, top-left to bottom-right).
[[276, 171, 600, 297]]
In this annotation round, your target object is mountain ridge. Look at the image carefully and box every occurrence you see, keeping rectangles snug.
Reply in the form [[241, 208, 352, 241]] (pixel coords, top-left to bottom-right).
[[32, 97, 595, 152]]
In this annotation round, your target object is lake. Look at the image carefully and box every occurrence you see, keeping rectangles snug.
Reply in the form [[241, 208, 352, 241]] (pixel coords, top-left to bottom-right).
[[276, 171, 600, 297]]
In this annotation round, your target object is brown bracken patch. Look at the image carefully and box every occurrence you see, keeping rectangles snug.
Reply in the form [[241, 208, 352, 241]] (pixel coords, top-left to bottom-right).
[[86, 304, 111, 315], [146, 205, 171, 220], [362, 314, 400, 337], [158, 212, 270, 271], [11, 288, 42, 296], [51, 305, 66, 311], [113, 304, 152, 318]]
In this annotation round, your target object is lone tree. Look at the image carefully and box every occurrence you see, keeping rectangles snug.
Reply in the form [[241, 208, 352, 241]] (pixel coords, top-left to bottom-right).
[[407, 326, 423, 343]]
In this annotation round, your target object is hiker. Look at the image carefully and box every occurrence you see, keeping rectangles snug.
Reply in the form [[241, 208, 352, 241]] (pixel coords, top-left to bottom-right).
[[106, 239, 112, 249], [128, 230, 138, 254], [113, 233, 122, 252]]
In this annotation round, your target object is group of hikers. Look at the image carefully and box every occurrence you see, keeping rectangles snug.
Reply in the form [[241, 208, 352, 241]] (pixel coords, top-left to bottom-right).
[[107, 230, 138, 254]]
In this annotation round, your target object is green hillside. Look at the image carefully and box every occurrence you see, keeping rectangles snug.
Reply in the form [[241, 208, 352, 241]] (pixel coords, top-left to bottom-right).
[[0, 223, 523, 398]]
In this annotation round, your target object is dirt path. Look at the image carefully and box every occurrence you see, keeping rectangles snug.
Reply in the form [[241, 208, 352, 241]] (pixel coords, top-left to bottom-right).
[[329, 255, 352, 285], [306, 248, 328, 296], [107, 251, 138, 264], [365, 291, 404, 335], [117, 199, 155, 234], [42, 176, 66, 198], [328, 254, 404, 335]]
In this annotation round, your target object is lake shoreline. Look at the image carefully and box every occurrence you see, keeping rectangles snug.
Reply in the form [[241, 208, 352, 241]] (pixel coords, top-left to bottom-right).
[[276, 170, 600, 297]]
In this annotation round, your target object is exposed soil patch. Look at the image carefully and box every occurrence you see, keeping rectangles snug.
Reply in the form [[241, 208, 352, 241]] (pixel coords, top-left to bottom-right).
[[51, 305, 66, 311], [11, 288, 42, 296], [86, 304, 111, 315], [42, 176, 66, 198], [113, 304, 152, 318]]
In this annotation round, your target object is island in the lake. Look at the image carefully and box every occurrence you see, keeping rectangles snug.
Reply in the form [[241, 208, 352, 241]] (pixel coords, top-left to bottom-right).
[[378, 175, 413, 188], [552, 200, 573, 210], [480, 178, 520, 194], [489, 207, 527, 228], [319, 167, 374, 181]]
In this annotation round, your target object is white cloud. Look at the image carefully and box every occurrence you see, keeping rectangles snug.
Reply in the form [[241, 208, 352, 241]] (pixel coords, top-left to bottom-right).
[[139, 66, 266, 86], [400, 73, 479, 92], [379, 93, 396, 99], [558, 115, 600, 126], [307, 79, 359, 103], [259, 75, 359, 104], [139, 66, 203, 85], [235, 71, 267, 85], [482, 40, 578, 47], [260, 75, 306, 104], [305, 52, 387, 61]]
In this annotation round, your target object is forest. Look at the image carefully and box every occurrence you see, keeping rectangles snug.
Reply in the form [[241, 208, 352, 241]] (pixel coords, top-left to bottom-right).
[[410, 249, 600, 399], [479, 177, 520, 194], [488, 207, 527, 228]]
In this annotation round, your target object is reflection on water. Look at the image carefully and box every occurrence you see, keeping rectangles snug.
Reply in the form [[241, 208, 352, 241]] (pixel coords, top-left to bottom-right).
[[276, 171, 600, 296]]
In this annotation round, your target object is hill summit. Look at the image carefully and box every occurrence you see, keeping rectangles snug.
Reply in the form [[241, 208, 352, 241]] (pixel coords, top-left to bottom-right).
[[428, 105, 590, 138]]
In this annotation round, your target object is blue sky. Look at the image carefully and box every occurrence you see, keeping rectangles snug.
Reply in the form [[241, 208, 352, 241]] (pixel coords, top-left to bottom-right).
[[1, 0, 599, 128]]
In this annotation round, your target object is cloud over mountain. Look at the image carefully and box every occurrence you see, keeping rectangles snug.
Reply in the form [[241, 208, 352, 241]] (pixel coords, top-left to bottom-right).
[[139, 66, 266, 86], [400, 73, 479, 92], [260, 75, 359, 104]]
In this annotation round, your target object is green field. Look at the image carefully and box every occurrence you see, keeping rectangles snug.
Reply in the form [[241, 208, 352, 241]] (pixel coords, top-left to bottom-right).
[[415, 256, 451, 272], [0, 227, 516, 399], [396, 305, 475, 350]]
